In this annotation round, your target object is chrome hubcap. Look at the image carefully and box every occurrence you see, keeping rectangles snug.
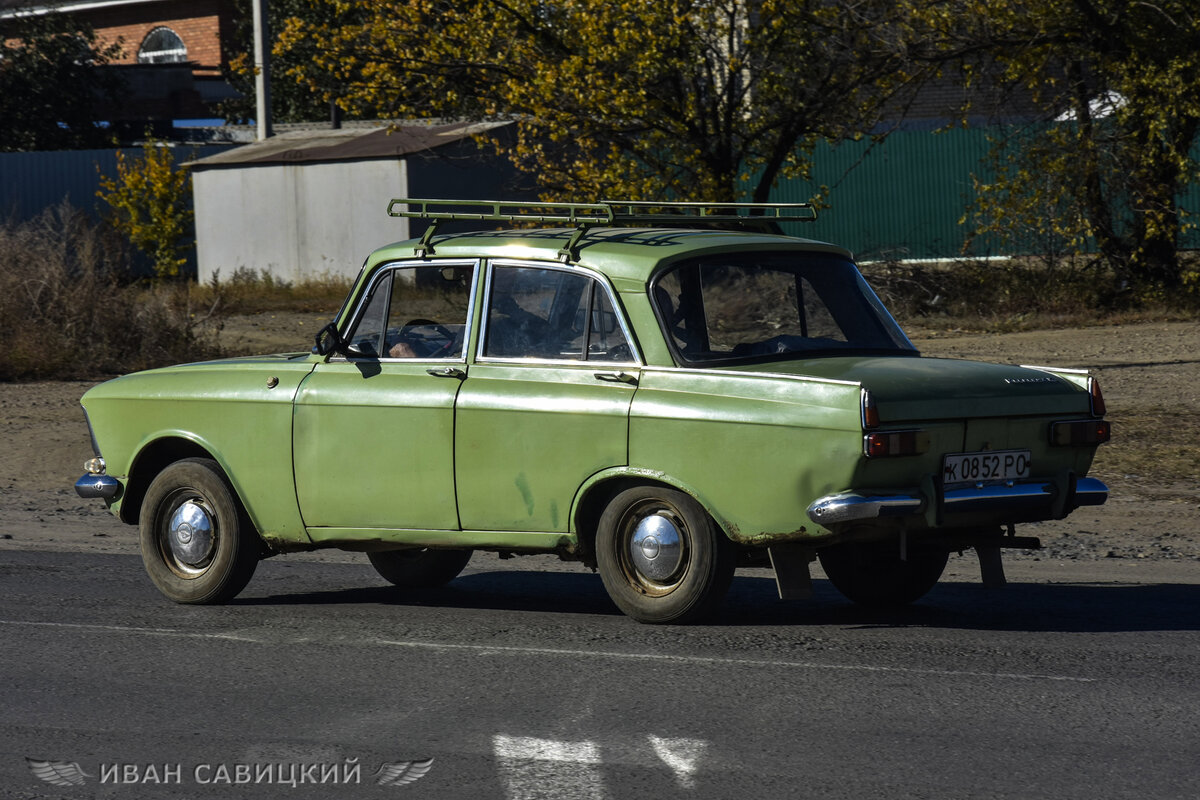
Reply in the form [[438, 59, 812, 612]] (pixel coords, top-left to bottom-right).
[[167, 500, 215, 568], [629, 513, 683, 583]]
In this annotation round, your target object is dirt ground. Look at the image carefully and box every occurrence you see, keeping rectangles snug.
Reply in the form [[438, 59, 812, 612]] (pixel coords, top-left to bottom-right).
[[1, 315, 1197, 563]]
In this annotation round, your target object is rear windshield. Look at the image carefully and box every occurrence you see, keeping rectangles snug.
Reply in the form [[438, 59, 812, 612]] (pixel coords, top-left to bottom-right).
[[651, 252, 914, 364]]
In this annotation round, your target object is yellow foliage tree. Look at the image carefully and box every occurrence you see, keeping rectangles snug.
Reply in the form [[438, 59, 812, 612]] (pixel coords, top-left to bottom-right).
[[97, 142, 193, 280], [275, 0, 927, 203], [921, 0, 1200, 294]]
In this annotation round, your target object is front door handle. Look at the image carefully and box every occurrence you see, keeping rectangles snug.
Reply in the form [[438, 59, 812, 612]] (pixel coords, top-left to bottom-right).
[[594, 371, 638, 385], [427, 367, 466, 379]]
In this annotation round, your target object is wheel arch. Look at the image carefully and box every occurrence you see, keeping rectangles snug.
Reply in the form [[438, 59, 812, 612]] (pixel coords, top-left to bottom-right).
[[571, 468, 735, 567], [122, 437, 238, 526]]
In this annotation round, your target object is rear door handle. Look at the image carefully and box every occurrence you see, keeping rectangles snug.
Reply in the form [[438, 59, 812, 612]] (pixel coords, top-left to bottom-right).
[[427, 367, 466, 379], [594, 371, 638, 385]]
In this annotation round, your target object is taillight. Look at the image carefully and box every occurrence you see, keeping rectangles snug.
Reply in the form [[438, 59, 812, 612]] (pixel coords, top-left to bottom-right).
[[861, 388, 879, 429], [864, 430, 929, 458], [1089, 376, 1106, 417], [1051, 419, 1112, 446]]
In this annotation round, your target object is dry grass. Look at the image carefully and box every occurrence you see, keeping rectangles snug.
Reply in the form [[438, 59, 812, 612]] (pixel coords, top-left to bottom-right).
[[0, 207, 356, 381], [1089, 407, 1200, 500], [0, 205, 223, 381], [863, 255, 1200, 334], [188, 267, 352, 315]]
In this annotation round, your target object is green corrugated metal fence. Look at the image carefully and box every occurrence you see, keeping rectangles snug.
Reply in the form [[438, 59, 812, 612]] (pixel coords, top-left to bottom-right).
[[769, 127, 1200, 261]]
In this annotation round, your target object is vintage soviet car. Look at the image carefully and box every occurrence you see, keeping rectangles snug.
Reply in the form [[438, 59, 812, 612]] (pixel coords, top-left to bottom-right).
[[75, 199, 1110, 623]]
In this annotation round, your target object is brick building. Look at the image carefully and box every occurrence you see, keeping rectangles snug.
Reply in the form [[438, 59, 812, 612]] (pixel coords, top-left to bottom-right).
[[1, 0, 239, 129], [79, 0, 232, 78]]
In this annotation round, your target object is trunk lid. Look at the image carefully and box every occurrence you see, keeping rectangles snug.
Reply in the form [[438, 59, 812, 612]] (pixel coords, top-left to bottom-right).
[[726, 355, 1090, 422]]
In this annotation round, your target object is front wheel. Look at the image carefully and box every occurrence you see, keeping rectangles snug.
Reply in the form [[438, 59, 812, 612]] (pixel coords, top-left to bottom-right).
[[595, 486, 735, 624], [139, 458, 260, 604], [818, 541, 948, 608], [368, 548, 472, 589]]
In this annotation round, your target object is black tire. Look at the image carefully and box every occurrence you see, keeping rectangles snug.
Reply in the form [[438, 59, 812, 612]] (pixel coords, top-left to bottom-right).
[[139, 458, 260, 604], [818, 541, 948, 608], [595, 486, 735, 624], [368, 548, 472, 589]]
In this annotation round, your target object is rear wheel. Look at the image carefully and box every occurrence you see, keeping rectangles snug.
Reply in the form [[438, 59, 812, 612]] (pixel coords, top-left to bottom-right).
[[139, 458, 260, 604], [595, 486, 735, 624], [368, 548, 472, 589], [818, 541, 948, 607]]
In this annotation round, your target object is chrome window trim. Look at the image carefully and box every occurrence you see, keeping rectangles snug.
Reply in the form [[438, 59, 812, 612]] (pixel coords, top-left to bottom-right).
[[475, 259, 644, 366], [331, 259, 480, 364], [1020, 365, 1089, 375], [639, 365, 861, 388]]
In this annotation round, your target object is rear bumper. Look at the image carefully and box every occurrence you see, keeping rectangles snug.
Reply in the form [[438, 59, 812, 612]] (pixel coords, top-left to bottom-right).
[[807, 475, 1108, 527]]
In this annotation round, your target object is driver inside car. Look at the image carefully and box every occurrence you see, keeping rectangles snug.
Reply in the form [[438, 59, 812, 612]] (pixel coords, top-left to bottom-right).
[[388, 340, 417, 358]]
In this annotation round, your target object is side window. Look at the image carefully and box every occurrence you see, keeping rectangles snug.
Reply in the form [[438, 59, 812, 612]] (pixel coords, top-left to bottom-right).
[[345, 264, 473, 359], [347, 272, 391, 358], [652, 268, 692, 352], [484, 266, 634, 361], [586, 288, 634, 362]]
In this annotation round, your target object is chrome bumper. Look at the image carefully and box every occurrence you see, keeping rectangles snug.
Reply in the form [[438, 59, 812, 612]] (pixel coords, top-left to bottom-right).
[[807, 476, 1108, 527], [75, 473, 121, 500]]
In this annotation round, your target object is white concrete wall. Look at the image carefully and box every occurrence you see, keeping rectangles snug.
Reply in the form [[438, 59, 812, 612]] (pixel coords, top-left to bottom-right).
[[194, 159, 410, 282]]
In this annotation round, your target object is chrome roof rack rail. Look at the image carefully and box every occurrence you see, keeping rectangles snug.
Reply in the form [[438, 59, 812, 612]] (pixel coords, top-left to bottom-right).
[[603, 200, 817, 225], [386, 198, 818, 259], [387, 199, 615, 225]]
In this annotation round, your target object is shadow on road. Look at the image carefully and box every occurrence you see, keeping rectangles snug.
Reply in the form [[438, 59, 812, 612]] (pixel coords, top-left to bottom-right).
[[10, 551, 1196, 634], [238, 564, 1200, 633], [240, 568, 621, 618]]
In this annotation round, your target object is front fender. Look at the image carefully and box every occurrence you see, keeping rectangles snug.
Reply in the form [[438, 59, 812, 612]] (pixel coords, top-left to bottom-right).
[[80, 359, 317, 545]]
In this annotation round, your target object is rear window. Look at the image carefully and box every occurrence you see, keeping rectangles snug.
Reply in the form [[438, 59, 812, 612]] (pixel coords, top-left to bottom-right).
[[652, 252, 914, 364]]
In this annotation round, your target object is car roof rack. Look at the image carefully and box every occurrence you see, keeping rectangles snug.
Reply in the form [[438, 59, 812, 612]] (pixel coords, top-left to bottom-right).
[[386, 198, 817, 260]]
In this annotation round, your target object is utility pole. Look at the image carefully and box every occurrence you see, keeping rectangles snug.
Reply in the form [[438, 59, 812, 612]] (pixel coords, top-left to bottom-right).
[[252, 0, 272, 140]]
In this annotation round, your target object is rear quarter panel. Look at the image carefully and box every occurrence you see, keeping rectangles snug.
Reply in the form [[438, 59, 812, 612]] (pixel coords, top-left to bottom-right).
[[629, 368, 862, 544]]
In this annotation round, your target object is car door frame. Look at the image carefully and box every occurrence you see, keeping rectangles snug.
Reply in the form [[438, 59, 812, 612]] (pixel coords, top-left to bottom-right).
[[292, 258, 480, 544], [452, 258, 644, 534]]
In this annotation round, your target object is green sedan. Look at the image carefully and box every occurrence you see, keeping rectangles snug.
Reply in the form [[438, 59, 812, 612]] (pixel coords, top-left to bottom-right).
[[75, 200, 1110, 623]]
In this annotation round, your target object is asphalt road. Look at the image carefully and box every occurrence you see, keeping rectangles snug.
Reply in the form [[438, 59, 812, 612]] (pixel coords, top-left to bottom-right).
[[2, 548, 1199, 799]]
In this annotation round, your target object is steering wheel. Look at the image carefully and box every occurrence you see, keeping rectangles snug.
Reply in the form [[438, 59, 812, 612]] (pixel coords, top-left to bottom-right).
[[399, 318, 457, 357]]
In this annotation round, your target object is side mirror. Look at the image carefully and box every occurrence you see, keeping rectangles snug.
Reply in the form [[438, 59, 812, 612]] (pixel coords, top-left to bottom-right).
[[312, 322, 344, 356]]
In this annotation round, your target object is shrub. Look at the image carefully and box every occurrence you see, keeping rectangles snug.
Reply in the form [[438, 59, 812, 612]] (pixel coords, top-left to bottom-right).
[[0, 204, 223, 381], [863, 255, 1119, 331], [96, 140, 193, 280]]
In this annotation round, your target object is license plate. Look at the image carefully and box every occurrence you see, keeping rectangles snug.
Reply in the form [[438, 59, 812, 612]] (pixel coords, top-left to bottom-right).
[[942, 450, 1031, 486]]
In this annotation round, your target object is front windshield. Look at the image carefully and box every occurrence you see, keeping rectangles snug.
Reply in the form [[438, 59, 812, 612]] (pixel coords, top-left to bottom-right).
[[652, 252, 915, 364]]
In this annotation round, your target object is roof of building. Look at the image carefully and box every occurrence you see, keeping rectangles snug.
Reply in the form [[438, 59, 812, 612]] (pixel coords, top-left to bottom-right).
[[188, 120, 512, 169], [0, 0, 165, 16]]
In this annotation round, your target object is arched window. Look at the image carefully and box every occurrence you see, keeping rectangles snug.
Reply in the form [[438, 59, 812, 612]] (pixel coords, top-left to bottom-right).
[[137, 27, 187, 64]]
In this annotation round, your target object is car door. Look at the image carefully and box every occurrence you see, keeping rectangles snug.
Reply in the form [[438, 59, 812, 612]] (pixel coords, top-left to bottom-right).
[[293, 261, 477, 533], [454, 261, 641, 532]]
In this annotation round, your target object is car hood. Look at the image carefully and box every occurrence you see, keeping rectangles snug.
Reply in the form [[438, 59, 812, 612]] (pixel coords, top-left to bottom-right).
[[125, 352, 315, 375], [724, 355, 1090, 422], [83, 352, 319, 403]]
